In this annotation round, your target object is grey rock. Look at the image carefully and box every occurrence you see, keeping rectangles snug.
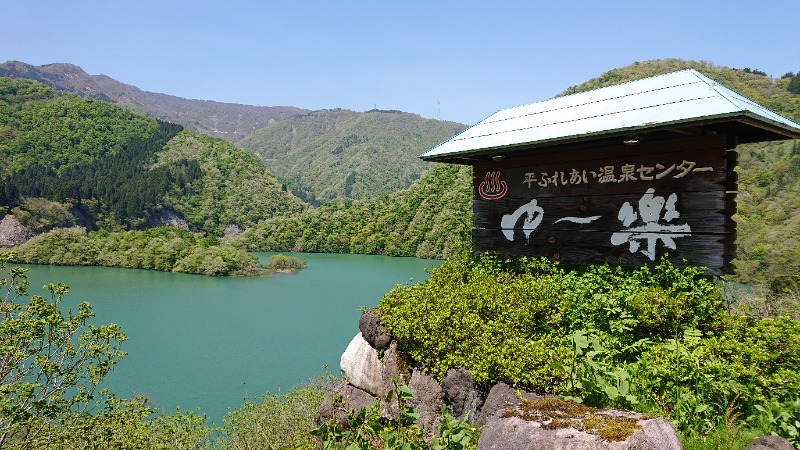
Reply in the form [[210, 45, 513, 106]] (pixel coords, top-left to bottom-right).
[[318, 381, 377, 427], [359, 310, 392, 350], [407, 367, 446, 441], [746, 435, 796, 450], [475, 382, 542, 427], [340, 333, 384, 397], [223, 223, 242, 239], [0, 215, 34, 247], [477, 405, 682, 450], [442, 368, 485, 421], [147, 208, 189, 230], [340, 334, 409, 399]]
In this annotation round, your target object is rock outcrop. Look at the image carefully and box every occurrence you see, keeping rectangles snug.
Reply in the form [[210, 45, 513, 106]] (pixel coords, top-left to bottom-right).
[[323, 311, 684, 448], [745, 435, 796, 450], [147, 208, 189, 230], [0, 215, 34, 247]]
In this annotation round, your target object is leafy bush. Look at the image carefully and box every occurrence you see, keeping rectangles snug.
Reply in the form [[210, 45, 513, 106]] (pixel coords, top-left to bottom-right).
[[0, 254, 212, 449], [0, 253, 126, 448], [631, 316, 800, 434], [264, 254, 307, 272], [377, 253, 800, 440], [378, 253, 723, 389], [218, 376, 337, 450]]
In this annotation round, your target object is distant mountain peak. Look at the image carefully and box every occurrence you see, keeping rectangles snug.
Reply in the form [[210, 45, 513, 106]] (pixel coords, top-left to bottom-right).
[[0, 60, 310, 143]]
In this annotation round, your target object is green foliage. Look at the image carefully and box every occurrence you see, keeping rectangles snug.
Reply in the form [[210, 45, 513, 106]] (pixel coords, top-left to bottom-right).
[[312, 381, 478, 450], [378, 253, 722, 389], [234, 164, 472, 260], [0, 253, 126, 448], [0, 80, 161, 175], [69, 397, 212, 450], [733, 139, 800, 295], [0, 255, 213, 449], [156, 131, 307, 232], [562, 331, 638, 408], [7, 226, 260, 276], [377, 253, 800, 440], [218, 376, 337, 450], [264, 254, 307, 272], [631, 316, 800, 434], [0, 77, 303, 234], [10, 197, 76, 233], [788, 72, 800, 95], [240, 108, 465, 204], [0, 61, 307, 145], [750, 395, 800, 448]]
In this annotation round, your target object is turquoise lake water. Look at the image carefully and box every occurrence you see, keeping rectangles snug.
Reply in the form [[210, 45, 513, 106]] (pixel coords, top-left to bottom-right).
[[17, 253, 439, 422]]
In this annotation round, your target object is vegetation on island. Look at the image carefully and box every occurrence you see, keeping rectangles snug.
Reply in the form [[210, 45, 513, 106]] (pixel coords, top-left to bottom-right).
[[10, 227, 261, 276], [264, 253, 307, 272]]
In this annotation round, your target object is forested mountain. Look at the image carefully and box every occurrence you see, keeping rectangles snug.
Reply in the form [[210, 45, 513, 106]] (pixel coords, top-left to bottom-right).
[[239, 108, 465, 204], [0, 77, 305, 235], [1, 59, 797, 292], [0, 61, 308, 143], [232, 163, 473, 259]]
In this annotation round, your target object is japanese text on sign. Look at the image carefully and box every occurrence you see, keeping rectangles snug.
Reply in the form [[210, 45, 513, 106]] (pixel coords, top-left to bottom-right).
[[523, 160, 714, 188]]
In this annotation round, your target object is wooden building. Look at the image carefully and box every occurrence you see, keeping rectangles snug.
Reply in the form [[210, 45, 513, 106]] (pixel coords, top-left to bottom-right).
[[420, 69, 800, 274]]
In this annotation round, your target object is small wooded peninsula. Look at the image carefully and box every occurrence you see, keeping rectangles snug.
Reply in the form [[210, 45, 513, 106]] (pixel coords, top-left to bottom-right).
[[0, 59, 799, 449]]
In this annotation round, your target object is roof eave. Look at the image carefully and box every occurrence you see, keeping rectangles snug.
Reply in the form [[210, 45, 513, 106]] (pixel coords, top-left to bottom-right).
[[419, 112, 800, 163]]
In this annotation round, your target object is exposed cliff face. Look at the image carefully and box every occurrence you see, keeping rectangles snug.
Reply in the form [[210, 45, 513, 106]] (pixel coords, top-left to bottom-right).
[[0, 215, 34, 247]]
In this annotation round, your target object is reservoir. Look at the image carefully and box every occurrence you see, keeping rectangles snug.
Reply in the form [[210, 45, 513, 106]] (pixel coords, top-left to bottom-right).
[[17, 253, 439, 422]]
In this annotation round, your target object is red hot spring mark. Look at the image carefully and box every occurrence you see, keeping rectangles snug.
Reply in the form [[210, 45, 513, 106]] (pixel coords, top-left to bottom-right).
[[479, 171, 507, 200]]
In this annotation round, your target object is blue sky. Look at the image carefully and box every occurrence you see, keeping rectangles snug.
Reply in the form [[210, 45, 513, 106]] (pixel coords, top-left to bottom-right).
[[4, 1, 798, 125]]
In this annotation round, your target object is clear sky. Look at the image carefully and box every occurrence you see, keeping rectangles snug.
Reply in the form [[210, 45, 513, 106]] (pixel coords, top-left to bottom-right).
[[4, 0, 798, 125]]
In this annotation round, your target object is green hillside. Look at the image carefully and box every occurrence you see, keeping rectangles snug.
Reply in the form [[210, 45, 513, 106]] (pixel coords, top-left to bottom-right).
[[0, 77, 307, 275], [239, 108, 465, 204], [0, 77, 305, 234], [155, 131, 307, 232], [233, 163, 472, 260], [0, 61, 309, 144]]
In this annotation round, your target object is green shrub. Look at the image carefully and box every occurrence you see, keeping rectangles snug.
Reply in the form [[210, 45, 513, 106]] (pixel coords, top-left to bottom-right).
[[378, 253, 724, 389], [0, 254, 212, 449], [377, 253, 800, 439], [264, 254, 307, 272], [218, 375, 337, 450], [631, 316, 800, 434]]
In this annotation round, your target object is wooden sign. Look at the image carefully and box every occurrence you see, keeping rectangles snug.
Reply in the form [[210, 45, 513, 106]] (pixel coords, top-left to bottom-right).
[[472, 135, 736, 274]]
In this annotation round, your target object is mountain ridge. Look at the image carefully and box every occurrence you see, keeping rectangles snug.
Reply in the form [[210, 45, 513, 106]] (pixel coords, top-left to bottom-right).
[[0, 60, 309, 143]]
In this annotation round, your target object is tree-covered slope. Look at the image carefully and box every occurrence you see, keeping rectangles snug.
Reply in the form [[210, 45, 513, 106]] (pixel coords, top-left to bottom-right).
[[0, 61, 309, 143], [0, 77, 197, 228], [233, 163, 473, 260], [156, 131, 307, 232], [239, 108, 465, 204], [0, 77, 306, 235]]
